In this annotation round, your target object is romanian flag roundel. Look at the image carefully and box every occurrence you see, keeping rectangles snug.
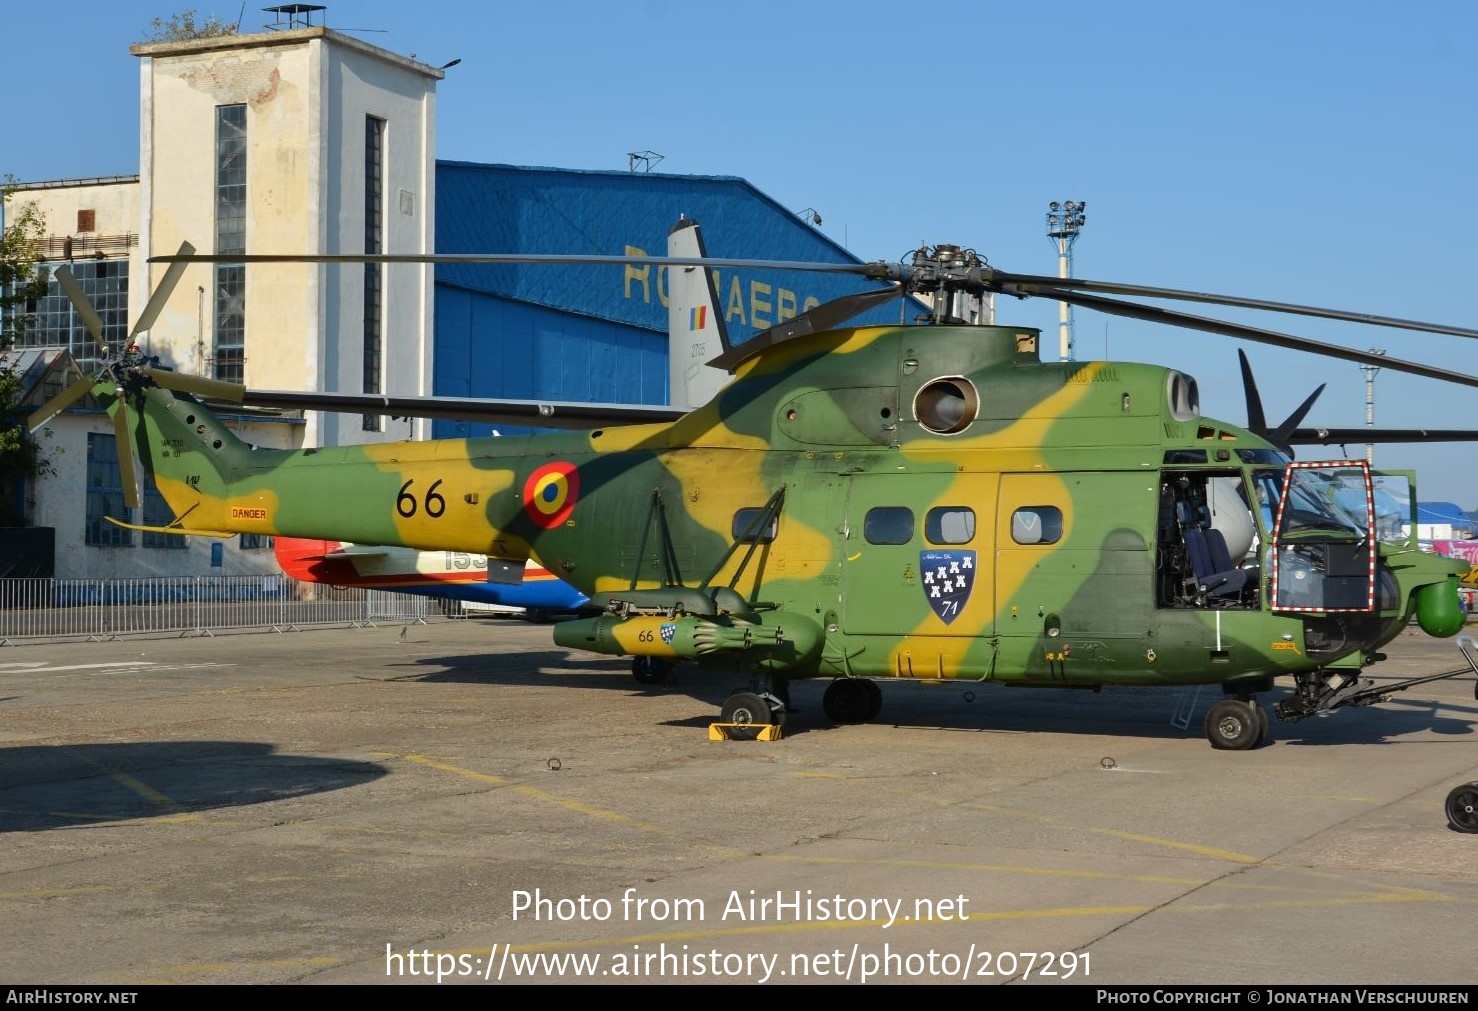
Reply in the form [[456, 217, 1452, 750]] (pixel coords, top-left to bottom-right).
[[523, 462, 580, 528]]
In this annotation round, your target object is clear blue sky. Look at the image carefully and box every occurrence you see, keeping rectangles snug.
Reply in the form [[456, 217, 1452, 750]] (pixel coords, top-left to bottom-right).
[[4, 1, 1475, 507]]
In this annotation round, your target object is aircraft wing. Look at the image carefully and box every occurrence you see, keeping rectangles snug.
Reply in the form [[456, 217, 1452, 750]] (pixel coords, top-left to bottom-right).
[[232, 390, 688, 429]]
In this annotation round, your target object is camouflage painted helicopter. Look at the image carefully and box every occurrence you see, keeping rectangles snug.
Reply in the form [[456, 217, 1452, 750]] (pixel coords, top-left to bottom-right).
[[28, 236, 1478, 750]]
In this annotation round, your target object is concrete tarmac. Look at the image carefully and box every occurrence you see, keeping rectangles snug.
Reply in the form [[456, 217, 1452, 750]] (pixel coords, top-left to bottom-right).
[[2, 617, 1477, 987]]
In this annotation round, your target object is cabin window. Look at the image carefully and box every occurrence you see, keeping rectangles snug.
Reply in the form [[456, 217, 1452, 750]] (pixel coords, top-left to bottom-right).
[[732, 508, 777, 544], [1011, 506, 1063, 545], [864, 507, 914, 545], [926, 506, 975, 545]]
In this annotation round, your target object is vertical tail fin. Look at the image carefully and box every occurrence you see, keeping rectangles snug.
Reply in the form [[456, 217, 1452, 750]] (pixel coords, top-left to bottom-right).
[[666, 217, 732, 409]]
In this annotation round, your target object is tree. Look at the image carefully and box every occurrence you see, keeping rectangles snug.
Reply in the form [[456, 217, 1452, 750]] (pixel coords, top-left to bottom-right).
[[138, 8, 239, 44], [0, 178, 53, 526]]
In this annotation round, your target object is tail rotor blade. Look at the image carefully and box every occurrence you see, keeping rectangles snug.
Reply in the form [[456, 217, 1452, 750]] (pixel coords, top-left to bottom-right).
[[112, 402, 141, 510], [27, 377, 96, 433], [140, 365, 245, 404], [53, 266, 106, 344], [130, 240, 195, 340]]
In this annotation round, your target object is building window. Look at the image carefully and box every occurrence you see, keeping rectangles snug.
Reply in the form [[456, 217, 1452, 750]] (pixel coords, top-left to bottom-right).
[[214, 103, 247, 383], [77, 209, 96, 232], [240, 533, 273, 550], [85, 433, 132, 547], [362, 115, 385, 432], [16, 259, 128, 371], [141, 474, 186, 549]]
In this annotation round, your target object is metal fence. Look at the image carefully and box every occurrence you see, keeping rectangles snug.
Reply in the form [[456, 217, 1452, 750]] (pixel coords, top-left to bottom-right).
[[0, 576, 451, 645]]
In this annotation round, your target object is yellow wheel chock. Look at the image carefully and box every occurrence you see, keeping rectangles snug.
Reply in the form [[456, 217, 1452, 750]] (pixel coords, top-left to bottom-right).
[[708, 722, 783, 741]]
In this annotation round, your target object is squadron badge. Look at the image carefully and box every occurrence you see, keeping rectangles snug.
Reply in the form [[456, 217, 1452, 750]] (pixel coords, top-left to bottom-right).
[[920, 549, 975, 624]]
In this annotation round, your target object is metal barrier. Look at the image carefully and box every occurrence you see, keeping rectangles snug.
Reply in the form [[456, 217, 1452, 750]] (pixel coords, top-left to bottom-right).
[[0, 576, 457, 644]]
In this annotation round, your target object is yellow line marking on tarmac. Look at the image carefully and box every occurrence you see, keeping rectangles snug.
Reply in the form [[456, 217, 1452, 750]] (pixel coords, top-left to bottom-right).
[[132, 956, 345, 982], [400, 753, 724, 848], [0, 885, 120, 901], [962, 801, 1258, 863], [1287, 794, 1384, 803], [0, 807, 119, 823], [426, 889, 1476, 959], [758, 852, 1420, 899], [1169, 892, 1465, 913], [758, 852, 1203, 885], [434, 907, 1146, 958], [108, 771, 198, 823], [423, 890, 1478, 960]]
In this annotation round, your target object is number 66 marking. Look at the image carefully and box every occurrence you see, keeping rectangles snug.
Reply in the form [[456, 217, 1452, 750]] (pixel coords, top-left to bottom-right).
[[396, 478, 446, 518]]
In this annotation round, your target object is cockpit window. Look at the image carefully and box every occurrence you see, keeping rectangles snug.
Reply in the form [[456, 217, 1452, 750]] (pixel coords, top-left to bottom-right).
[[1274, 466, 1369, 539]]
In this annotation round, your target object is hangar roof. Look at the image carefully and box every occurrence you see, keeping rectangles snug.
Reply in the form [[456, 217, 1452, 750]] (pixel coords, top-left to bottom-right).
[[434, 162, 916, 341]]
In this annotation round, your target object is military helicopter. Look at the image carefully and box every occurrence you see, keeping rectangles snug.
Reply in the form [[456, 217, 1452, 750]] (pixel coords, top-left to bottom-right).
[[27, 233, 1478, 750]]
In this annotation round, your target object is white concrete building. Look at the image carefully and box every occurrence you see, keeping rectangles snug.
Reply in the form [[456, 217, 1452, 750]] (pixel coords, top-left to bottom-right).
[[4, 23, 446, 577]]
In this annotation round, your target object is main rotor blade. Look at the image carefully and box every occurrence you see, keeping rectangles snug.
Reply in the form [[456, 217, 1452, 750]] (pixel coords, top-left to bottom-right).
[[235, 389, 688, 428], [147, 249, 899, 279], [992, 270, 1478, 341], [53, 266, 105, 343], [1269, 383, 1326, 451], [1289, 428, 1478, 445], [1237, 350, 1268, 434], [140, 365, 245, 404], [708, 284, 904, 371], [1237, 349, 1324, 454], [1027, 285, 1478, 389], [27, 377, 96, 433], [130, 240, 195, 339], [112, 404, 140, 510]]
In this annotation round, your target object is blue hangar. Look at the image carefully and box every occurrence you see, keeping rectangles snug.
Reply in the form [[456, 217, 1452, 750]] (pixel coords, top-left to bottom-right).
[[430, 162, 912, 438]]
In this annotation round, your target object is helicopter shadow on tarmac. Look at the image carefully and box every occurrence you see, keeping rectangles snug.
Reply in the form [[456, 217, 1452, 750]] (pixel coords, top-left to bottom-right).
[[382, 647, 1478, 747], [0, 740, 388, 833]]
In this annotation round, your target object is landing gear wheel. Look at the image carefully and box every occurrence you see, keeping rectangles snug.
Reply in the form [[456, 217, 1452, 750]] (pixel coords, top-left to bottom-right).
[[863, 680, 883, 721], [1204, 699, 1262, 751], [1253, 702, 1270, 746], [823, 679, 873, 725], [1445, 782, 1478, 833], [721, 691, 772, 740], [631, 657, 673, 685]]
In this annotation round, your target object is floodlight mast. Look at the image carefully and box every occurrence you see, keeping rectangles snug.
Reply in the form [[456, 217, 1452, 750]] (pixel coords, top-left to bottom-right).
[[1046, 200, 1086, 361]]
